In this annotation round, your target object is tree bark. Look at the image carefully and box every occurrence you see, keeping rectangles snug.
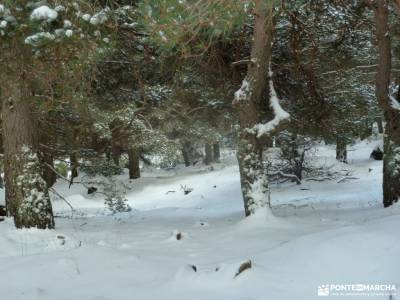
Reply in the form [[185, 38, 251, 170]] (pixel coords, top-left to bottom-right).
[[128, 148, 140, 179], [204, 143, 213, 165], [109, 119, 124, 167], [213, 142, 221, 162], [373, 0, 400, 207], [181, 141, 192, 167], [233, 0, 276, 216], [181, 146, 191, 167], [336, 137, 347, 163], [2, 84, 54, 229], [112, 150, 121, 167], [41, 150, 57, 187], [70, 152, 79, 179], [375, 117, 384, 134]]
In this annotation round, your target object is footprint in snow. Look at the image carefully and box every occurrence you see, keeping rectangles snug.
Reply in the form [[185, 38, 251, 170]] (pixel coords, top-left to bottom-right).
[[195, 221, 209, 227]]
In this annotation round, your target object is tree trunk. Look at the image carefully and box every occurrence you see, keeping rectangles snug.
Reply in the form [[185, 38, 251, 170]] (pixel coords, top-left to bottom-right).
[[383, 114, 400, 207], [213, 142, 221, 162], [294, 150, 306, 181], [70, 152, 79, 179], [128, 148, 140, 179], [41, 150, 57, 187], [181, 147, 191, 167], [204, 143, 213, 165], [233, 0, 276, 216], [109, 119, 124, 167], [375, 117, 384, 134], [373, 0, 400, 207], [181, 141, 191, 167], [336, 137, 347, 163], [359, 119, 372, 139], [2, 86, 54, 229], [112, 150, 121, 167]]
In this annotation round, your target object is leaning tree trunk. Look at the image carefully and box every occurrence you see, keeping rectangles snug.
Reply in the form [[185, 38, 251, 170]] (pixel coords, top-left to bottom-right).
[[373, 0, 400, 207], [233, 0, 278, 216], [128, 148, 141, 179], [2, 84, 54, 229]]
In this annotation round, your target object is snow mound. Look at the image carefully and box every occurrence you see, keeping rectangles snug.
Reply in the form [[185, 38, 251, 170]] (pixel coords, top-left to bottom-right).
[[237, 208, 292, 229], [171, 260, 254, 290], [0, 218, 80, 257], [256, 215, 400, 286]]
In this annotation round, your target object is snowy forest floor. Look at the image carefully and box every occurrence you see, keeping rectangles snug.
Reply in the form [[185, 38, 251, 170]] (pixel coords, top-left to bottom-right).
[[1, 138, 399, 300]]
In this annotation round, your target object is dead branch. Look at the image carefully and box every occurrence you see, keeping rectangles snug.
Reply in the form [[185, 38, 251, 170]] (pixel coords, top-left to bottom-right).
[[268, 171, 301, 185]]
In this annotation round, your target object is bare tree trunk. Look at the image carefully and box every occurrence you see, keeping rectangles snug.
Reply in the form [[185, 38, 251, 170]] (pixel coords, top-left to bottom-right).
[[128, 148, 140, 179], [181, 141, 196, 166], [294, 151, 305, 182], [233, 0, 278, 216], [373, 0, 400, 207], [181, 146, 191, 167], [109, 119, 123, 166], [204, 143, 213, 165], [213, 142, 221, 162], [70, 152, 79, 179], [336, 137, 347, 163], [2, 84, 54, 229]]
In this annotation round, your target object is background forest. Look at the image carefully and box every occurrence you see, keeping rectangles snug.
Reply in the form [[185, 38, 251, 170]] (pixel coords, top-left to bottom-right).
[[1, 0, 399, 227]]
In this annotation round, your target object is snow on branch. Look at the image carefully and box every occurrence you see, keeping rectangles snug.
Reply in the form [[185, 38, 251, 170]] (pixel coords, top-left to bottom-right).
[[30, 6, 58, 22], [252, 68, 290, 138], [390, 94, 400, 111], [233, 79, 251, 104]]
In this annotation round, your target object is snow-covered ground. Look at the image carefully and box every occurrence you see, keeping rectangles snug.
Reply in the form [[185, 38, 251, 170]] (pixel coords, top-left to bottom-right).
[[1, 138, 399, 300]]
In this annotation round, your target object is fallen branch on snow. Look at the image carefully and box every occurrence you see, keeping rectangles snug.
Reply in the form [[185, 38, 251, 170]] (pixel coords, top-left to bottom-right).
[[268, 171, 301, 185], [305, 177, 334, 182], [337, 177, 359, 183]]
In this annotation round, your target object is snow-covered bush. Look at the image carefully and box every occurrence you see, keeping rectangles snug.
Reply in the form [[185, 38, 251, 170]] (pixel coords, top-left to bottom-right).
[[103, 182, 131, 214], [276, 132, 315, 181], [81, 173, 131, 214]]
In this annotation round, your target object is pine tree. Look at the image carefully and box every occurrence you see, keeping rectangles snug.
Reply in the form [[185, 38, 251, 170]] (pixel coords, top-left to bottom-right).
[[0, 1, 132, 228]]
